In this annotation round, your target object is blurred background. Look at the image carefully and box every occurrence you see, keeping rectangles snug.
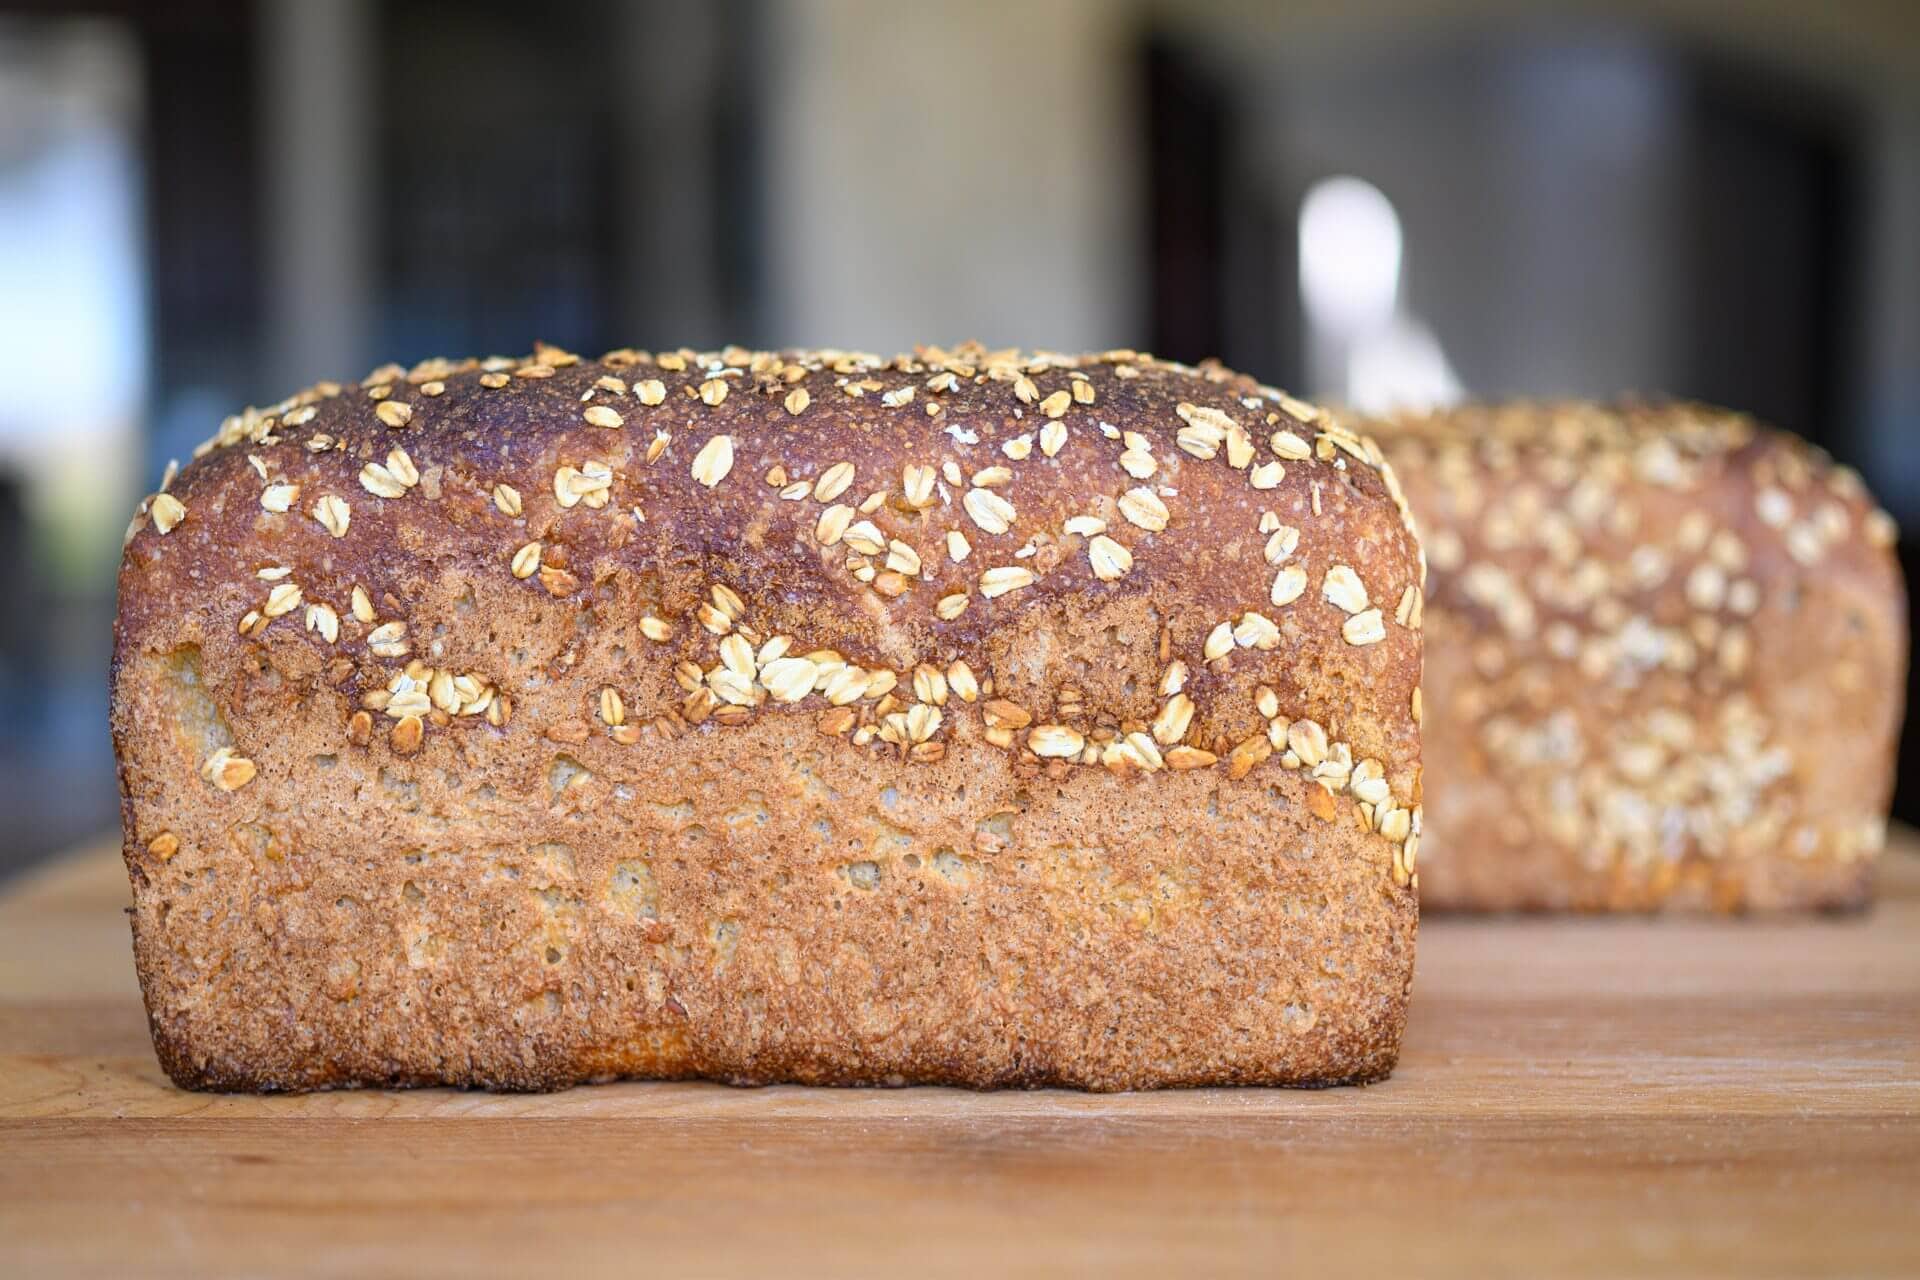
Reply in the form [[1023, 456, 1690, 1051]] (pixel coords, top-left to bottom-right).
[[0, 0, 1916, 876]]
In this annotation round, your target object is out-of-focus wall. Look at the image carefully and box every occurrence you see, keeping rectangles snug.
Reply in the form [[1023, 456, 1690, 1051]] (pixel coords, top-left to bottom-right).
[[1254, 34, 1693, 401], [763, 0, 1140, 354], [0, 15, 145, 872], [1859, 105, 1920, 501], [1178, 0, 1920, 507]]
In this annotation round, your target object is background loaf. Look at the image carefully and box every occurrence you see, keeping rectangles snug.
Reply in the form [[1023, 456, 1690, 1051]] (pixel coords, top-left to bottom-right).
[[1375, 401, 1904, 912]]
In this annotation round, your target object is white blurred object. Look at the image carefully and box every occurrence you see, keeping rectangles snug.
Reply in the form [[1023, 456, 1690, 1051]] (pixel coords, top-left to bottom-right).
[[1298, 175, 1461, 415], [1299, 176, 1401, 338], [0, 19, 146, 575]]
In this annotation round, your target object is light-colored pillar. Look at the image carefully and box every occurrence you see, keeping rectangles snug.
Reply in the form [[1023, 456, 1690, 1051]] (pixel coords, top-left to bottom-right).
[[763, 0, 1138, 353], [258, 0, 374, 394]]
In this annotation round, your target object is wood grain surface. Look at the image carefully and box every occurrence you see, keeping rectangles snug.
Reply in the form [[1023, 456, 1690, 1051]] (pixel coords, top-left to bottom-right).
[[3, 835, 1917, 1278]]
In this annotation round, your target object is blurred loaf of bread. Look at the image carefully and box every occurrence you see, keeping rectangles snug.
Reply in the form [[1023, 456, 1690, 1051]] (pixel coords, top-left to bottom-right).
[[1373, 401, 1905, 912]]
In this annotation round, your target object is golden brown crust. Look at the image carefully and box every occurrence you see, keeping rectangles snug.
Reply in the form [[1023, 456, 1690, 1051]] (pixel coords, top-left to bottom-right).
[[1373, 400, 1905, 913], [111, 343, 1422, 1090]]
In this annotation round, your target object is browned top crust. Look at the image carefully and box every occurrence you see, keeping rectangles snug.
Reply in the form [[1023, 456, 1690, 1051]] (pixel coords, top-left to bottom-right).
[[1374, 398, 1899, 661], [115, 343, 1427, 872]]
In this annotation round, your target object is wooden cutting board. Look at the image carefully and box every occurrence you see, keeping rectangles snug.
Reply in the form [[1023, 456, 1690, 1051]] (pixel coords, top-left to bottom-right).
[[2, 834, 1916, 1278]]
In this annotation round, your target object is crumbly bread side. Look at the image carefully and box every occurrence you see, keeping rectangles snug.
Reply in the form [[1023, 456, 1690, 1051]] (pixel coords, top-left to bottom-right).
[[1373, 401, 1905, 912], [112, 342, 1423, 1091]]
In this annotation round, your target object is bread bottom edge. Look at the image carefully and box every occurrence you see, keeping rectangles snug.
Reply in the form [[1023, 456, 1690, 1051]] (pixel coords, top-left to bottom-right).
[[149, 1056, 1404, 1095], [144, 1004, 1408, 1095], [1417, 862, 1876, 915]]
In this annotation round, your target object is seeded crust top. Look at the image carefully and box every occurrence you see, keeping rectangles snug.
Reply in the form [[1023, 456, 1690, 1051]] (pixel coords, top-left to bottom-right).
[[115, 342, 1428, 875], [1373, 398, 1898, 649]]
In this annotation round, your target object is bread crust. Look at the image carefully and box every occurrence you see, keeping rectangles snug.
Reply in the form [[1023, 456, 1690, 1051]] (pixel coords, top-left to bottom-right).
[[1374, 401, 1905, 913], [112, 343, 1422, 1091]]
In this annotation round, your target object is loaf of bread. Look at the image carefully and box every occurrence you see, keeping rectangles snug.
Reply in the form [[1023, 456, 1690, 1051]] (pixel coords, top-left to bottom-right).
[[111, 343, 1425, 1091], [1372, 401, 1905, 912]]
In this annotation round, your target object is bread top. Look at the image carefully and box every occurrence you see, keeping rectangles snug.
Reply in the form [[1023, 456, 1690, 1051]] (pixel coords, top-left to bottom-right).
[[1370, 399, 1901, 657], [115, 342, 1424, 824]]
